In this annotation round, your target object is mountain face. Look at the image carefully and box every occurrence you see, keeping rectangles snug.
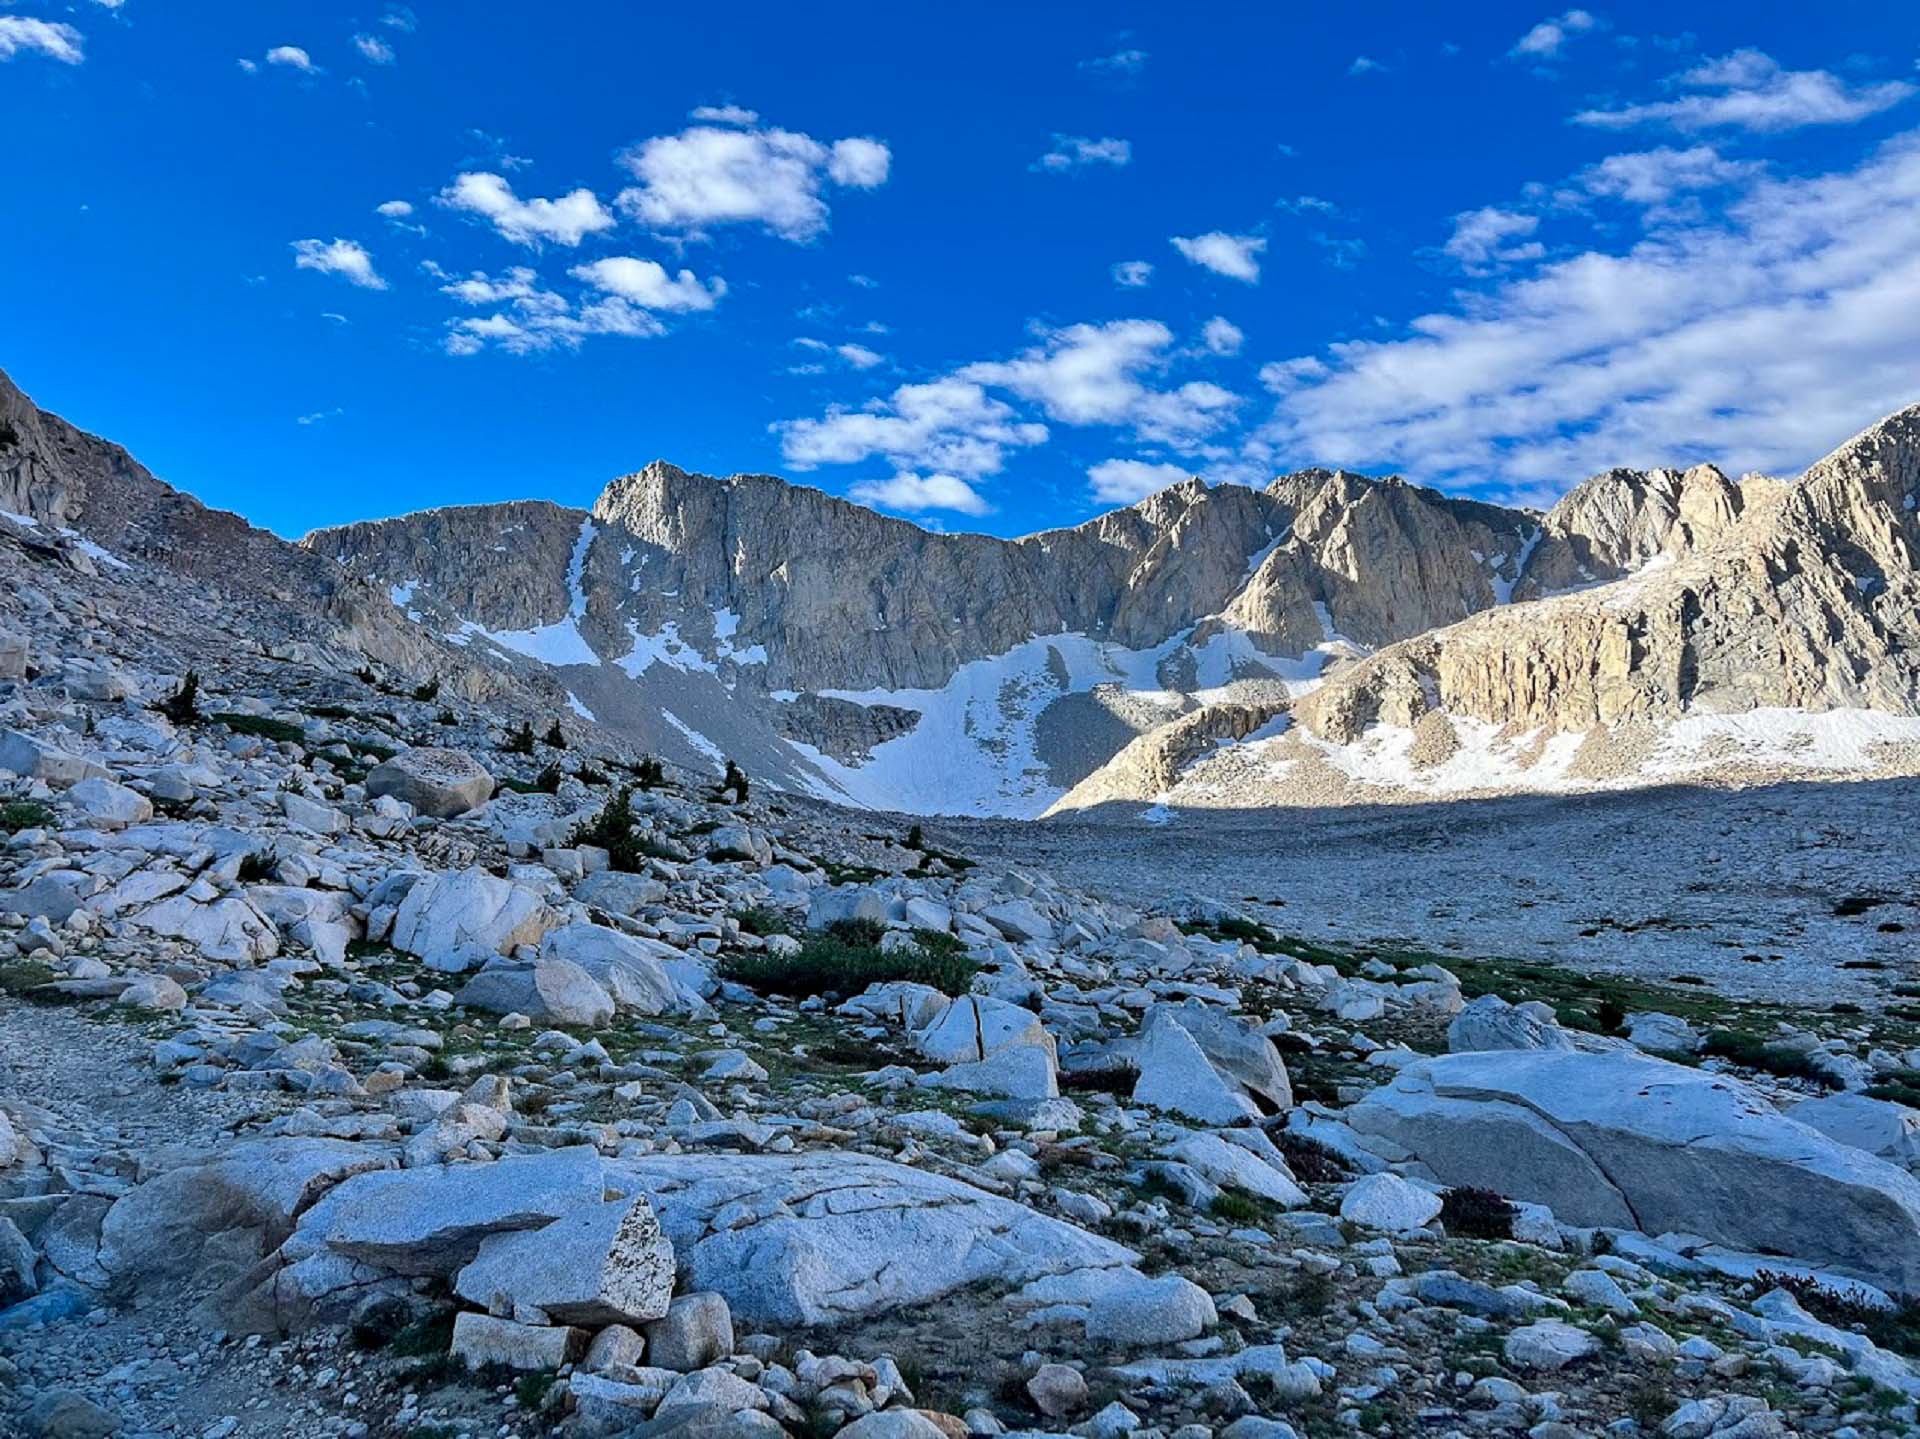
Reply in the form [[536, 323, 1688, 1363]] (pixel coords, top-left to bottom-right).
[[6, 362, 1917, 818]]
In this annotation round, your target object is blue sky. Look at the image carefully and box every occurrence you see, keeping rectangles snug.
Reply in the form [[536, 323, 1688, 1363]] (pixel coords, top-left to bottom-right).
[[4, 2, 1919, 538]]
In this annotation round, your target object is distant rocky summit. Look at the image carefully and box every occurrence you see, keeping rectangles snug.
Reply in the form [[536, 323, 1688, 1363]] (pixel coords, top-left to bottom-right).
[[7, 362, 1920, 823]]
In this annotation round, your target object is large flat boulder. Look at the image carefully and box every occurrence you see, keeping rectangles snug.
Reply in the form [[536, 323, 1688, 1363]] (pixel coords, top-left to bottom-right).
[[0, 728, 107, 787], [281, 1147, 609, 1276], [458, 957, 616, 1028], [540, 923, 709, 1016], [1345, 1050, 1920, 1293], [98, 1138, 395, 1290], [365, 747, 495, 818], [390, 867, 555, 958], [606, 1151, 1136, 1327]]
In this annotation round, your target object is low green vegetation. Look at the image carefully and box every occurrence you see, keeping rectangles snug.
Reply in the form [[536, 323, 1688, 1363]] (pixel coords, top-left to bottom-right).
[[154, 669, 201, 724], [1701, 1030, 1840, 1089], [213, 712, 305, 744], [720, 918, 979, 998], [1439, 1185, 1517, 1239], [570, 787, 681, 871], [1756, 1271, 1920, 1359], [0, 800, 52, 833]]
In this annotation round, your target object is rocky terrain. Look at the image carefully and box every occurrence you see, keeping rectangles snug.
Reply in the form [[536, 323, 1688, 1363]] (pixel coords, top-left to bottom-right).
[[7, 364, 1920, 1439]]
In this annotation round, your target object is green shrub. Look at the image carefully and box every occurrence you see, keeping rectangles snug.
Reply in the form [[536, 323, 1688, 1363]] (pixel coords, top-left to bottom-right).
[[214, 712, 304, 744], [1703, 1030, 1841, 1089], [155, 670, 201, 724], [733, 907, 794, 938], [1277, 1131, 1353, 1184], [1439, 1185, 1517, 1239], [503, 721, 536, 755], [543, 721, 567, 749], [412, 678, 441, 702], [0, 960, 58, 997], [1755, 1271, 1920, 1357], [636, 755, 665, 789], [436, 708, 456, 726], [570, 787, 682, 871], [0, 800, 53, 833], [1210, 1190, 1268, 1224], [824, 916, 888, 948], [720, 929, 978, 999]]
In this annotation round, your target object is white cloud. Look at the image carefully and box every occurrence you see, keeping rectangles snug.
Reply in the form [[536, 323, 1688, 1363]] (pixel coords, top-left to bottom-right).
[[777, 377, 1048, 478], [1202, 316, 1244, 356], [380, 7, 416, 32], [1088, 458, 1191, 504], [778, 317, 1241, 497], [1510, 9, 1599, 59], [837, 343, 884, 369], [827, 137, 891, 188], [290, 238, 385, 290], [1252, 131, 1920, 501], [0, 17, 83, 63], [438, 171, 615, 247], [1575, 49, 1915, 133], [615, 119, 891, 242], [265, 45, 317, 72], [1170, 231, 1266, 283], [960, 320, 1239, 445], [569, 256, 725, 312], [690, 103, 758, 125], [1033, 135, 1132, 173], [1348, 56, 1386, 76], [1080, 48, 1146, 77], [1576, 145, 1761, 206], [353, 33, 395, 64], [1443, 207, 1545, 271], [848, 472, 991, 516], [440, 267, 670, 356], [375, 199, 413, 218], [1112, 259, 1154, 288], [296, 408, 342, 426]]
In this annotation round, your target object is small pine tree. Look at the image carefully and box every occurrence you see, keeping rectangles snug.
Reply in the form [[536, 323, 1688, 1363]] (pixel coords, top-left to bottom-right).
[[636, 755, 665, 790], [504, 720, 536, 755], [412, 677, 441, 702], [436, 708, 456, 726], [355, 665, 378, 687], [535, 762, 564, 794], [157, 670, 201, 724], [906, 823, 925, 851], [544, 720, 567, 749], [721, 759, 750, 805]]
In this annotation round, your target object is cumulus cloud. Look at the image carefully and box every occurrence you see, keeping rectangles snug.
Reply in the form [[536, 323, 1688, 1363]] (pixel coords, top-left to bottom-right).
[[570, 257, 725, 312], [1575, 145, 1762, 206], [439, 267, 672, 356], [1510, 9, 1599, 59], [777, 318, 1241, 500], [1033, 135, 1132, 173], [1112, 259, 1154, 288], [848, 472, 991, 516], [375, 199, 413, 218], [615, 118, 891, 242], [959, 320, 1239, 446], [1251, 132, 1920, 500], [1575, 49, 1915, 133], [0, 17, 84, 63], [353, 33, 395, 64], [1443, 207, 1544, 271], [1170, 231, 1266, 283], [437, 171, 615, 247], [690, 103, 758, 125], [265, 45, 317, 72], [1347, 56, 1387, 77], [1202, 316, 1244, 356], [777, 377, 1048, 478], [1087, 458, 1192, 504], [290, 238, 385, 289], [836, 343, 884, 369]]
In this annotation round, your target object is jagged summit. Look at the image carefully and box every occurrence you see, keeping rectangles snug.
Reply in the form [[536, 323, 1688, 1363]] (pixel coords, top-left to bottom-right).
[[8, 361, 1919, 816]]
